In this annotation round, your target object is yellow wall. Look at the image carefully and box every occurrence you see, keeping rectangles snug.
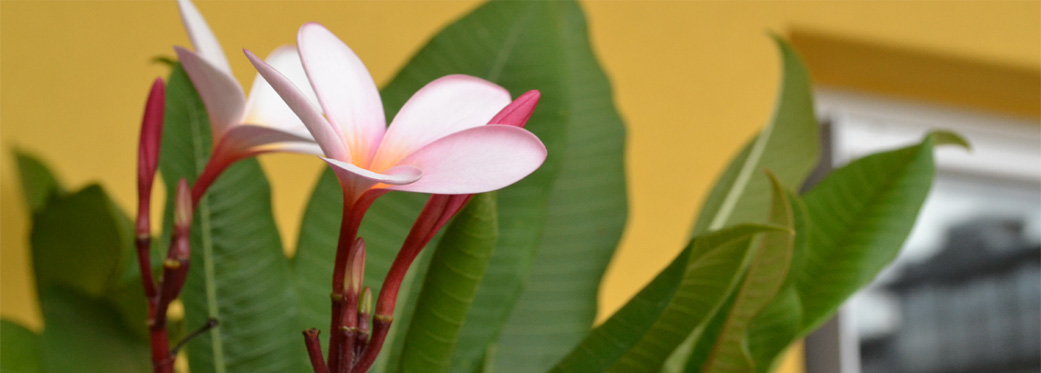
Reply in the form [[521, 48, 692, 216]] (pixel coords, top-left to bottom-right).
[[2, 1, 1037, 372]]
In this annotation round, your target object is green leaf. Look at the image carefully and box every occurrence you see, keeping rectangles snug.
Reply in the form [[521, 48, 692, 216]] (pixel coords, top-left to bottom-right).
[[1, 320, 42, 373], [489, 2, 627, 370], [14, 155, 152, 371], [30, 185, 131, 299], [14, 150, 64, 214], [400, 193, 499, 372], [794, 131, 967, 334], [693, 173, 796, 372], [159, 64, 305, 373], [550, 224, 786, 372], [743, 288, 802, 373], [690, 35, 819, 235], [290, 2, 626, 372], [38, 288, 150, 373], [742, 190, 809, 373]]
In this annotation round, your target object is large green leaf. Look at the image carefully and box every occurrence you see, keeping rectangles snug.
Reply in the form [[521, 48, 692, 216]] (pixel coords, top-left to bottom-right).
[[1, 320, 42, 373], [291, 2, 626, 372], [30, 185, 132, 301], [743, 288, 802, 373], [399, 193, 498, 372], [550, 224, 787, 372], [490, 2, 627, 370], [13, 150, 64, 213], [794, 131, 968, 334], [692, 174, 796, 372], [29, 182, 152, 342], [37, 288, 150, 373], [690, 36, 819, 235], [17, 151, 157, 369], [159, 65, 305, 373]]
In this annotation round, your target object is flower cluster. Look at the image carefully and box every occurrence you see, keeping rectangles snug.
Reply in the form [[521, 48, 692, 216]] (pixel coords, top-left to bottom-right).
[[133, 1, 546, 372]]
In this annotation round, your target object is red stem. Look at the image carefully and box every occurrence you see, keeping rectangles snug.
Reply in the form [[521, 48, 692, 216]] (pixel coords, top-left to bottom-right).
[[328, 190, 385, 373], [150, 327, 173, 373], [135, 235, 157, 302], [354, 316, 392, 373], [374, 196, 449, 316], [303, 329, 330, 373], [191, 160, 222, 207]]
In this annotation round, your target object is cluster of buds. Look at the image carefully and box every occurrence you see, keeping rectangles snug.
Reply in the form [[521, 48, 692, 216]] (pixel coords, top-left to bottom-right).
[[134, 79, 213, 373]]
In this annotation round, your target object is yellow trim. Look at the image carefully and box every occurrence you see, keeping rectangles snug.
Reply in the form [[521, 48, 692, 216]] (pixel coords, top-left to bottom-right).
[[790, 28, 1040, 119]]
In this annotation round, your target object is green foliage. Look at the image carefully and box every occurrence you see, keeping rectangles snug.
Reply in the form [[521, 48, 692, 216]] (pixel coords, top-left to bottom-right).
[[793, 131, 966, 334], [158, 65, 306, 372], [687, 175, 797, 372], [30, 185, 130, 298], [400, 193, 499, 372], [550, 224, 788, 372], [690, 35, 819, 235], [1, 320, 42, 373], [14, 150, 63, 213], [38, 288, 150, 372], [8, 153, 150, 373], [742, 191, 809, 373], [663, 32, 820, 372]]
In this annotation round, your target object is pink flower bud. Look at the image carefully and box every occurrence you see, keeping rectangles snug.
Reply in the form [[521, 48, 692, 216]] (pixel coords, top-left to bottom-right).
[[489, 90, 540, 128], [174, 179, 193, 234], [137, 78, 165, 236]]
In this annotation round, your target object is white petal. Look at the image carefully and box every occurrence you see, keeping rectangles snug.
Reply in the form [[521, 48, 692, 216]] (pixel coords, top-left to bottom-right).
[[221, 124, 323, 157], [175, 46, 244, 140], [243, 45, 321, 136], [371, 75, 511, 171], [176, 0, 231, 74], [298, 22, 386, 164], [245, 48, 350, 161]]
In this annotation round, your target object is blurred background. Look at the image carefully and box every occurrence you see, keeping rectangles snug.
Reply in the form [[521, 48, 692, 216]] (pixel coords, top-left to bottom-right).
[[2, 1, 1037, 372]]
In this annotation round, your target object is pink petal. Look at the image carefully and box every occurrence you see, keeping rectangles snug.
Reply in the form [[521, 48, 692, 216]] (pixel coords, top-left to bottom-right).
[[245, 48, 350, 162], [175, 46, 244, 140], [489, 90, 540, 128], [370, 75, 511, 171], [298, 23, 385, 163], [176, 0, 231, 75], [389, 125, 546, 194], [243, 45, 321, 139]]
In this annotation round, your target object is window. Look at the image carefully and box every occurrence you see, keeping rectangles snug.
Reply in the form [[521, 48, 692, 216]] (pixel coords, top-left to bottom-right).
[[805, 88, 1041, 373]]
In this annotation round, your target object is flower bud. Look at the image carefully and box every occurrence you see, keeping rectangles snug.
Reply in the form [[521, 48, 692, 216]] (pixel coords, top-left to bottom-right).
[[489, 90, 539, 128], [174, 179, 193, 234], [348, 238, 366, 296], [136, 78, 165, 237]]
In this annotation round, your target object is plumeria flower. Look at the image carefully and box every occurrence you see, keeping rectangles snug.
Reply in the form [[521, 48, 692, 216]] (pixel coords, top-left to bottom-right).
[[246, 22, 547, 208], [174, 0, 322, 202], [248, 22, 546, 373]]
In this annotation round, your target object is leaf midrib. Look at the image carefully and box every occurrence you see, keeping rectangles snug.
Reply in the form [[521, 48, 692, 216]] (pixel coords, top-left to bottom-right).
[[187, 101, 226, 373]]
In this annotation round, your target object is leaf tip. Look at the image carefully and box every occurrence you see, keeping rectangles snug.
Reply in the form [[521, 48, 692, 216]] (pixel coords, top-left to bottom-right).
[[927, 130, 971, 152]]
